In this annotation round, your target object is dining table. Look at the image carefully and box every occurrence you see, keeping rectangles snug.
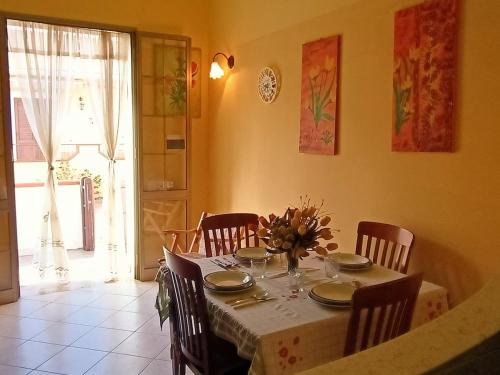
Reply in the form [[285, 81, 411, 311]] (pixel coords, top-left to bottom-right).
[[159, 253, 449, 375]]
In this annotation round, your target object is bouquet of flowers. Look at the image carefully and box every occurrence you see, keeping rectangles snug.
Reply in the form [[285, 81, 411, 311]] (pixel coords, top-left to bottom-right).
[[257, 198, 338, 271]]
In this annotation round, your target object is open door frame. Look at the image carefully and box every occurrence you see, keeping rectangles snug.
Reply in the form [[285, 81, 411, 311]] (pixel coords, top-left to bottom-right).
[[0, 13, 139, 302], [0, 13, 20, 304]]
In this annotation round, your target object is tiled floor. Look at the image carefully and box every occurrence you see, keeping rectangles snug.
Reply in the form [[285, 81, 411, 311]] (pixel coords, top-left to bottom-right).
[[0, 279, 176, 374]]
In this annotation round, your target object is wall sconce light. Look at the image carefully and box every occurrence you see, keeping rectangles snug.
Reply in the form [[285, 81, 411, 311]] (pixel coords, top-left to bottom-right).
[[209, 53, 235, 79]]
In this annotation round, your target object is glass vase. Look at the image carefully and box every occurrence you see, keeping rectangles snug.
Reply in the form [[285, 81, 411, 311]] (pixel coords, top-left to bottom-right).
[[286, 252, 299, 274], [286, 253, 304, 291]]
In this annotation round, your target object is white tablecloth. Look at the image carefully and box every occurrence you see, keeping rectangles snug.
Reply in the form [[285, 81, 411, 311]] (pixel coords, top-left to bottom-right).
[[192, 255, 448, 375]]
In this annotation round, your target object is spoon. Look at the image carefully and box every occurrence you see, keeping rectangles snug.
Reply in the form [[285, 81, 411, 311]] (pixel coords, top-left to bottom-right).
[[225, 291, 270, 306]]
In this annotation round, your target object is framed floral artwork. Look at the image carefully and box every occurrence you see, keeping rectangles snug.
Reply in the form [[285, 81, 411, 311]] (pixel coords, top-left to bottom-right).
[[299, 35, 340, 155], [153, 44, 187, 116], [392, 0, 457, 152]]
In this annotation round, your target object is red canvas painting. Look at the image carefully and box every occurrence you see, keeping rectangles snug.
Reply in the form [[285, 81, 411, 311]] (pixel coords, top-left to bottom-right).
[[392, 0, 457, 152], [299, 35, 340, 155]]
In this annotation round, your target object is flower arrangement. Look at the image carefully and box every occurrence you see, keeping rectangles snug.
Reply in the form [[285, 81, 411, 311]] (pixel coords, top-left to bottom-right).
[[257, 198, 338, 271]]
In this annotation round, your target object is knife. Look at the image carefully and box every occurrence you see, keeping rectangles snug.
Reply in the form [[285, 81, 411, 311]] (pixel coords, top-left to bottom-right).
[[210, 259, 228, 270], [233, 297, 277, 309]]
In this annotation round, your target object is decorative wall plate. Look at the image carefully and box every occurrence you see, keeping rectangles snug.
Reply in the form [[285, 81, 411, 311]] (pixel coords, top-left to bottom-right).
[[257, 67, 280, 103]]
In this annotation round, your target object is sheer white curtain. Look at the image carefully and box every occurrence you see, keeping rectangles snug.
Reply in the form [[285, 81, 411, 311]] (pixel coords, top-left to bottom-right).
[[7, 20, 78, 281], [78, 30, 131, 281]]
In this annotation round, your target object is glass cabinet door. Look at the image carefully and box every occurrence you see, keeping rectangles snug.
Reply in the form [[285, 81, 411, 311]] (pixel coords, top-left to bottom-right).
[[136, 33, 190, 280]]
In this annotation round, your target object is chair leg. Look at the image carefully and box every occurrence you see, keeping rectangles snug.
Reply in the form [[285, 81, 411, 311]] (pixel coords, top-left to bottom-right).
[[178, 360, 186, 375], [171, 342, 184, 375]]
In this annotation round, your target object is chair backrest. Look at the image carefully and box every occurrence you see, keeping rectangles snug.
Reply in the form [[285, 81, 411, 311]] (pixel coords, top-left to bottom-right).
[[201, 213, 259, 257], [188, 211, 209, 253], [165, 250, 211, 373], [344, 273, 424, 356], [356, 221, 415, 274]]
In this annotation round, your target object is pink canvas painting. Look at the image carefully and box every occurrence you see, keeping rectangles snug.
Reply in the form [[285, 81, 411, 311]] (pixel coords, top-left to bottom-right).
[[392, 0, 457, 152], [299, 35, 340, 155]]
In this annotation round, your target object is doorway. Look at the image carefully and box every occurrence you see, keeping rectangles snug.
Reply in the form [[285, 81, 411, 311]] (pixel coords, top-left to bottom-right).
[[6, 19, 136, 288]]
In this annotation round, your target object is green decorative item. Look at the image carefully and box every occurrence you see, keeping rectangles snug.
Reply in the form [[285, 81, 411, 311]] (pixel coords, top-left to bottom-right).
[[153, 45, 187, 116]]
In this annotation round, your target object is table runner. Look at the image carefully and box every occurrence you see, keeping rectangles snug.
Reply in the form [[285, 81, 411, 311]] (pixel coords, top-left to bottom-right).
[[160, 255, 448, 374]]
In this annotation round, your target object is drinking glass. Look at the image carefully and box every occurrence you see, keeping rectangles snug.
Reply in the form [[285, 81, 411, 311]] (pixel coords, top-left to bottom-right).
[[288, 269, 305, 292], [251, 258, 267, 280], [325, 254, 341, 280]]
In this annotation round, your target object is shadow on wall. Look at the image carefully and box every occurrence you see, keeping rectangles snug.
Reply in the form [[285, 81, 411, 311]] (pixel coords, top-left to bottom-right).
[[410, 237, 482, 307]]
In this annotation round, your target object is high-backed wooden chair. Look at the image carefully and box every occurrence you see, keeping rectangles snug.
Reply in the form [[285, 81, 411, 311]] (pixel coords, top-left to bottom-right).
[[356, 221, 415, 274], [165, 251, 250, 375], [163, 212, 209, 254], [344, 273, 423, 356], [201, 213, 259, 257]]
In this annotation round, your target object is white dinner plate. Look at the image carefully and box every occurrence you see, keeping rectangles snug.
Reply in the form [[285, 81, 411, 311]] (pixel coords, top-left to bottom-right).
[[310, 282, 356, 303], [308, 291, 352, 309], [204, 281, 255, 294], [328, 253, 371, 267], [204, 271, 253, 290], [235, 247, 272, 261]]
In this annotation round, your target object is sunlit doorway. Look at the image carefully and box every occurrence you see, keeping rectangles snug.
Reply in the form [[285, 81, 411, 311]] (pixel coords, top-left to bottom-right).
[[6, 19, 135, 290]]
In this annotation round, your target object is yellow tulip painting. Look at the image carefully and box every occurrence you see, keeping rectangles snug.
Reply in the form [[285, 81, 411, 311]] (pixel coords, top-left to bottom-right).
[[299, 35, 340, 155]]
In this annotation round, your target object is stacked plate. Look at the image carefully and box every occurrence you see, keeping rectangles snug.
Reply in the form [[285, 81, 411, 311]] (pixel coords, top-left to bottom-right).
[[331, 253, 372, 271], [308, 282, 356, 308], [234, 247, 273, 262], [203, 271, 255, 293]]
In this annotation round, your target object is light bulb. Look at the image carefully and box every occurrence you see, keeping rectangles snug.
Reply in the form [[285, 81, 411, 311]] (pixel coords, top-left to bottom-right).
[[209, 62, 224, 79]]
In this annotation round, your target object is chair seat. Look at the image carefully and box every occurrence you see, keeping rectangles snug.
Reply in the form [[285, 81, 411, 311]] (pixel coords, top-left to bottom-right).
[[186, 332, 250, 375]]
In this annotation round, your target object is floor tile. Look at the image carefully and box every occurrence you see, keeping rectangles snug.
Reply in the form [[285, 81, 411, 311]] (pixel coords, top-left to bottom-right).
[[101, 282, 154, 297], [0, 337, 25, 351], [85, 353, 151, 375], [0, 364, 31, 374], [63, 307, 115, 326], [52, 291, 101, 306], [37, 347, 106, 375], [71, 327, 132, 352], [21, 291, 67, 303], [113, 332, 168, 358], [29, 371, 63, 375], [141, 359, 173, 375], [0, 341, 64, 369], [0, 300, 48, 317], [0, 317, 54, 339], [28, 303, 82, 322], [136, 316, 169, 336], [99, 311, 151, 331], [31, 322, 92, 345], [88, 295, 136, 310], [121, 295, 157, 315], [155, 348, 170, 361]]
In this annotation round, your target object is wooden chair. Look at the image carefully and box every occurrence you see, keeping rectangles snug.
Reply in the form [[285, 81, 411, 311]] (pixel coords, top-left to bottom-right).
[[356, 221, 415, 274], [163, 212, 208, 254], [165, 251, 250, 375], [344, 273, 424, 356], [201, 213, 259, 257]]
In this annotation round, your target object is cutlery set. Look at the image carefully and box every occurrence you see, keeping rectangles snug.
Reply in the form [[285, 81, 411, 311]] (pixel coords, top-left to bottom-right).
[[225, 291, 277, 309], [210, 258, 242, 270]]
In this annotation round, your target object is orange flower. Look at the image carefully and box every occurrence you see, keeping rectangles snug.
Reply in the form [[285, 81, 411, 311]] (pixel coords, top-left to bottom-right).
[[308, 65, 320, 80], [320, 216, 331, 226]]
